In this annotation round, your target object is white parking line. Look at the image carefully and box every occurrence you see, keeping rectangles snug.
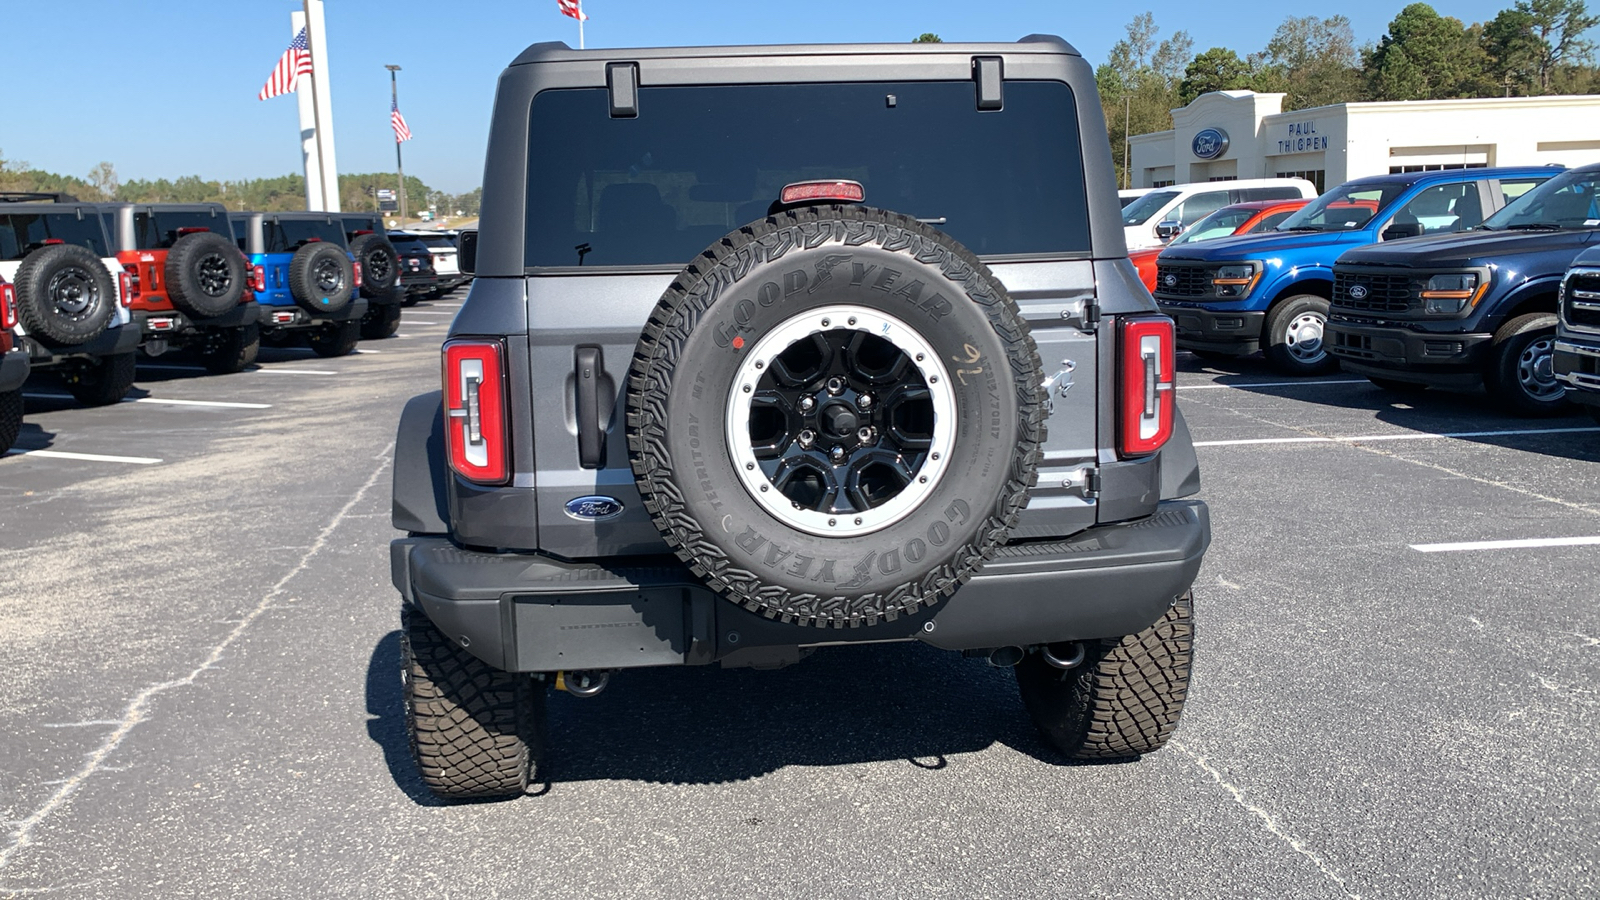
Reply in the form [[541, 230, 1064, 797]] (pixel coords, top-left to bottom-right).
[[255, 368, 337, 375], [353, 348, 382, 354], [136, 363, 335, 376], [1194, 426, 1600, 447], [4, 448, 162, 465], [24, 393, 270, 410], [1411, 536, 1600, 553], [135, 363, 207, 373], [1180, 379, 1370, 391]]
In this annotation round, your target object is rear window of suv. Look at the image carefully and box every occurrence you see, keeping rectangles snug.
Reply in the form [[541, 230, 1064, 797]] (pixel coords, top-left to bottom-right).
[[134, 210, 231, 249], [263, 218, 348, 252], [0, 211, 112, 260], [524, 80, 1092, 268]]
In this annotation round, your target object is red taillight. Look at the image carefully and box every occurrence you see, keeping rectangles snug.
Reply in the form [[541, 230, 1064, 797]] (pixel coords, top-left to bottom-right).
[[42, 238, 64, 245], [0, 282, 16, 330], [442, 339, 509, 484], [251, 265, 265, 293], [1118, 316, 1175, 457], [176, 226, 209, 236], [780, 180, 865, 205], [118, 271, 133, 308], [121, 264, 141, 301], [353, 261, 363, 288]]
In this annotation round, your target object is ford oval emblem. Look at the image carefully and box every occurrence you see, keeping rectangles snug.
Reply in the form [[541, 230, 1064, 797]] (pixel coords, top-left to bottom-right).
[[1349, 284, 1369, 300], [564, 496, 624, 521], [1163, 273, 1178, 287], [1192, 127, 1230, 160]]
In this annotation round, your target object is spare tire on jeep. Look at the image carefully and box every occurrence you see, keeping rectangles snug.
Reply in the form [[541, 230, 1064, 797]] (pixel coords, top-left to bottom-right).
[[165, 231, 246, 319], [350, 233, 400, 297], [626, 205, 1045, 629], [14, 243, 116, 346], [286, 241, 354, 314]]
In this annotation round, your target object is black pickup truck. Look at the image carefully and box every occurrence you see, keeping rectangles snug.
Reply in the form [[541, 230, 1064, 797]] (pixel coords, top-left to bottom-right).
[[1556, 244, 1600, 422]]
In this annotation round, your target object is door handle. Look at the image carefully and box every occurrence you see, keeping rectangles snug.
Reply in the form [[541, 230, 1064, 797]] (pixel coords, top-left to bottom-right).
[[575, 347, 605, 469]]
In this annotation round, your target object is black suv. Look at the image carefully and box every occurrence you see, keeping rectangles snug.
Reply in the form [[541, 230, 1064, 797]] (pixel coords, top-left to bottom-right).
[[1556, 245, 1600, 422], [385, 230, 440, 303], [389, 37, 1210, 800], [1328, 163, 1600, 415], [339, 213, 406, 340]]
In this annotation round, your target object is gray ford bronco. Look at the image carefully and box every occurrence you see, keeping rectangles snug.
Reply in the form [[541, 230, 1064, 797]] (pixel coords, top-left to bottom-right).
[[389, 35, 1210, 800]]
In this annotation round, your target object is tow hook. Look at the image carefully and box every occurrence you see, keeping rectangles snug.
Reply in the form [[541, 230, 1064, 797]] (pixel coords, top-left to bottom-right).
[[1041, 642, 1086, 670], [555, 669, 611, 698]]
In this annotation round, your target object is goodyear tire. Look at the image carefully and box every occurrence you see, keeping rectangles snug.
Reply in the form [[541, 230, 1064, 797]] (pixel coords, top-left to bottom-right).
[[199, 323, 260, 375], [350, 233, 400, 298], [286, 242, 354, 315], [626, 205, 1044, 629], [64, 352, 136, 407], [14, 243, 116, 346], [165, 231, 246, 319], [0, 389, 21, 455]]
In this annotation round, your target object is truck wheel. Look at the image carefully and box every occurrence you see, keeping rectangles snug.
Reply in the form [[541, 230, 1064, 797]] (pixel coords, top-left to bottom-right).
[[306, 319, 360, 358], [1367, 377, 1428, 394], [350, 233, 400, 296], [165, 231, 246, 319], [1263, 295, 1338, 376], [287, 242, 355, 315], [359, 301, 402, 340], [1486, 313, 1568, 417], [64, 352, 136, 407], [401, 608, 545, 800], [1016, 592, 1194, 759], [627, 205, 1045, 628], [0, 389, 21, 454], [14, 244, 116, 346], [199, 324, 260, 375]]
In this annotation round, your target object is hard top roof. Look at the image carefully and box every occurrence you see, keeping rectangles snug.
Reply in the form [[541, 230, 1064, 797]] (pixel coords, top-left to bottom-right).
[[1339, 165, 1565, 189], [509, 34, 1077, 67]]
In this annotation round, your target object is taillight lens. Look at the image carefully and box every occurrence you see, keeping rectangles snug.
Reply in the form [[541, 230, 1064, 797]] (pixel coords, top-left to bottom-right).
[[1118, 316, 1175, 457], [118, 271, 133, 308], [353, 261, 363, 288], [251, 265, 265, 293], [0, 282, 16, 330], [442, 339, 509, 484]]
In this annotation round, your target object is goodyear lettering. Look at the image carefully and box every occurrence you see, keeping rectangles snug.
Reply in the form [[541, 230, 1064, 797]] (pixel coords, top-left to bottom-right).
[[851, 263, 878, 286], [877, 548, 901, 575], [787, 554, 814, 578], [839, 552, 876, 589], [758, 281, 781, 306], [945, 499, 971, 526], [872, 268, 902, 292], [905, 538, 926, 562], [735, 527, 766, 553], [763, 544, 792, 568], [784, 270, 809, 296]]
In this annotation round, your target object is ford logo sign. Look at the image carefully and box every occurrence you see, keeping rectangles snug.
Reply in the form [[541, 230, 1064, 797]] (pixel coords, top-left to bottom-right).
[[1349, 284, 1369, 300], [1192, 127, 1230, 160], [564, 496, 625, 521], [1163, 273, 1178, 287]]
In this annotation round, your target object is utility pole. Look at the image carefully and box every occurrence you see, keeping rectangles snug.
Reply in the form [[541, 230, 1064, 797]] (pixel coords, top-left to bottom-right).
[[1124, 94, 1131, 190], [386, 64, 407, 223]]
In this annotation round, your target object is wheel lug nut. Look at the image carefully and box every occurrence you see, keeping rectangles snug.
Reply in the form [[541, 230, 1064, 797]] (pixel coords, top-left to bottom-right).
[[856, 393, 874, 410], [826, 377, 845, 395], [857, 426, 874, 443], [798, 396, 816, 412], [830, 446, 846, 463], [798, 429, 815, 449]]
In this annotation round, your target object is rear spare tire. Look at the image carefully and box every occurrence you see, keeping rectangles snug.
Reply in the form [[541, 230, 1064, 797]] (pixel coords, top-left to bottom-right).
[[626, 205, 1045, 629], [286, 242, 354, 315], [14, 243, 116, 346], [350, 233, 400, 297], [165, 231, 246, 319]]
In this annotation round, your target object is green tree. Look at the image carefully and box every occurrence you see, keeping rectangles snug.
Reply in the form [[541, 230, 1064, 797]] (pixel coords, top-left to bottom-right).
[[1485, 0, 1600, 93], [1253, 15, 1363, 109], [913, 33, 942, 43], [1098, 13, 1194, 187], [1364, 4, 1491, 100], [1180, 47, 1256, 104]]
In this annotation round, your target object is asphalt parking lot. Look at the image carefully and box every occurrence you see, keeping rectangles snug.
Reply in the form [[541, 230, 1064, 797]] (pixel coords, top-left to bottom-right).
[[1, 298, 1596, 899]]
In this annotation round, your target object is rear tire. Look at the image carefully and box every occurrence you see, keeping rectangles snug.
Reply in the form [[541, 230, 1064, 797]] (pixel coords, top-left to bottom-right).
[[64, 352, 136, 407], [0, 389, 21, 454], [199, 323, 260, 375], [1263, 295, 1339, 376], [306, 319, 360, 358], [1016, 592, 1194, 759], [1485, 313, 1568, 417], [1368, 377, 1428, 394], [402, 608, 544, 801], [359, 302, 402, 340]]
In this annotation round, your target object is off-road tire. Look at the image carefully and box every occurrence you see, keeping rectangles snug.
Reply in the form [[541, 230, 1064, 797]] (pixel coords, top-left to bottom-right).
[[286, 242, 355, 315], [306, 319, 360, 358], [14, 243, 116, 346], [1263, 295, 1339, 376], [0, 389, 21, 454], [1368, 376, 1428, 394], [1486, 313, 1569, 417], [165, 231, 246, 319], [64, 352, 136, 407], [401, 608, 544, 800], [626, 204, 1045, 628], [199, 323, 260, 375], [350, 233, 400, 297], [360, 301, 402, 340], [1016, 592, 1194, 759]]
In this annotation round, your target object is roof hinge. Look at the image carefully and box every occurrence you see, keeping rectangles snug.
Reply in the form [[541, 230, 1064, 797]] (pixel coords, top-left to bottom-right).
[[972, 57, 1003, 111], [606, 62, 639, 118]]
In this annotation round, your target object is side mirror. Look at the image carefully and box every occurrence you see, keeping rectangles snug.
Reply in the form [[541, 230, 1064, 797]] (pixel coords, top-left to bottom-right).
[[1382, 223, 1423, 241], [1155, 220, 1183, 241], [457, 230, 478, 276]]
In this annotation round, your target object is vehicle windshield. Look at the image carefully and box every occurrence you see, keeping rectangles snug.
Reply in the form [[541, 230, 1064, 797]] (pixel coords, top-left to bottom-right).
[[420, 235, 455, 249], [263, 217, 348, 252], [1481, 170, 1600, 231], [388, 235, 430, 253], [1120, 190, 1181, 226], [135, 209, 230, 249], [1277, 181, 1411, 232], [1166, 207, 1259, 246], [0, 211, 112, 260]]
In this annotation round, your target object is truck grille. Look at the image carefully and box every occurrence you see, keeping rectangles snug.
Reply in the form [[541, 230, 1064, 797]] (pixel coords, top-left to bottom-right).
[[1564, 269, 1600, 331], [1154, 263, 1211, 298], [1332, 270, 1418, 314]]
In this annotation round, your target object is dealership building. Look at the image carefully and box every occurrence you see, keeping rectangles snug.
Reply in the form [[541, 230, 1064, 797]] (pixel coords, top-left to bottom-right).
[[1128, 90, 1600, 192]]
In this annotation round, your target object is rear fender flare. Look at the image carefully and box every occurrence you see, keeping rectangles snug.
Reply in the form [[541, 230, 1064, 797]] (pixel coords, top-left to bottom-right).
[[393, 390, 450, 535]]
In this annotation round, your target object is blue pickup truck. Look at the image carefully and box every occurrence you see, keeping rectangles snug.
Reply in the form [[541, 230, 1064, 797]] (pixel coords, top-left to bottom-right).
[[230, 211, 367, 357], [1152, 166, 1560, 375]]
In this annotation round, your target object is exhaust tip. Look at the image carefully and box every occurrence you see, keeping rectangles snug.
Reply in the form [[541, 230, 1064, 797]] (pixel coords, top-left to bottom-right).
[[1041, 642, 1086, 670], [987, 646, 1024, 668]]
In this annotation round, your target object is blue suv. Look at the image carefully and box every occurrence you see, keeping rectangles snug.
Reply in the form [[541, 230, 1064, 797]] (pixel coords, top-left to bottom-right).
[[1152, 166, 1560, 374], [230, 211, 367, 357]]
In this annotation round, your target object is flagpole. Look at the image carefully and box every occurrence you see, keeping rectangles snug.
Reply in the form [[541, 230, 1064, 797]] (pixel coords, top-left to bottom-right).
[[578, 1, 585, 49], [303, 0, 340, 211], [290, 11, 322, 210], [387, 65, 407, 223]]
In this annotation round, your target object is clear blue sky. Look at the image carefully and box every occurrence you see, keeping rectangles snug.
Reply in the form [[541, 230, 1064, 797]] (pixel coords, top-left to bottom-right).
[[2, 0, 1525, 194]]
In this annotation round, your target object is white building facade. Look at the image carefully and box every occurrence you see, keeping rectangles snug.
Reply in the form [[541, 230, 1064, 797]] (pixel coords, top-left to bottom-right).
[[1128, 90, 1600, 192]]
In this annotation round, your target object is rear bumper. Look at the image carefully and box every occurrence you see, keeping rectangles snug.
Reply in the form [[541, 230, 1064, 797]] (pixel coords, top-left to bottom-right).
[[0, 347, 29, 392], [1555, 338, 1600, 408], [391, 500, 1211, 672], [1327, 318, 1492, 387], [403, 274, 440, 294], [1157, 303, 1265, 355], [134, 303, 259, 339], [258, 298, 369, 329], [24, 323, 141, 367]]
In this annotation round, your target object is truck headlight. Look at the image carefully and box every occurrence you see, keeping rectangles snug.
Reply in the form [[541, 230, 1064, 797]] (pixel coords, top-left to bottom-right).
[[1421, 272, 1482, 315], [1212, 263, 1258, 298]]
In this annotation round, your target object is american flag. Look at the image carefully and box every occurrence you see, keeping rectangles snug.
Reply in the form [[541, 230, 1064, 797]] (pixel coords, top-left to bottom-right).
[[558, 0, 587, 21], [391, 98, 413, 143], [258, 27, 313, 101]]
